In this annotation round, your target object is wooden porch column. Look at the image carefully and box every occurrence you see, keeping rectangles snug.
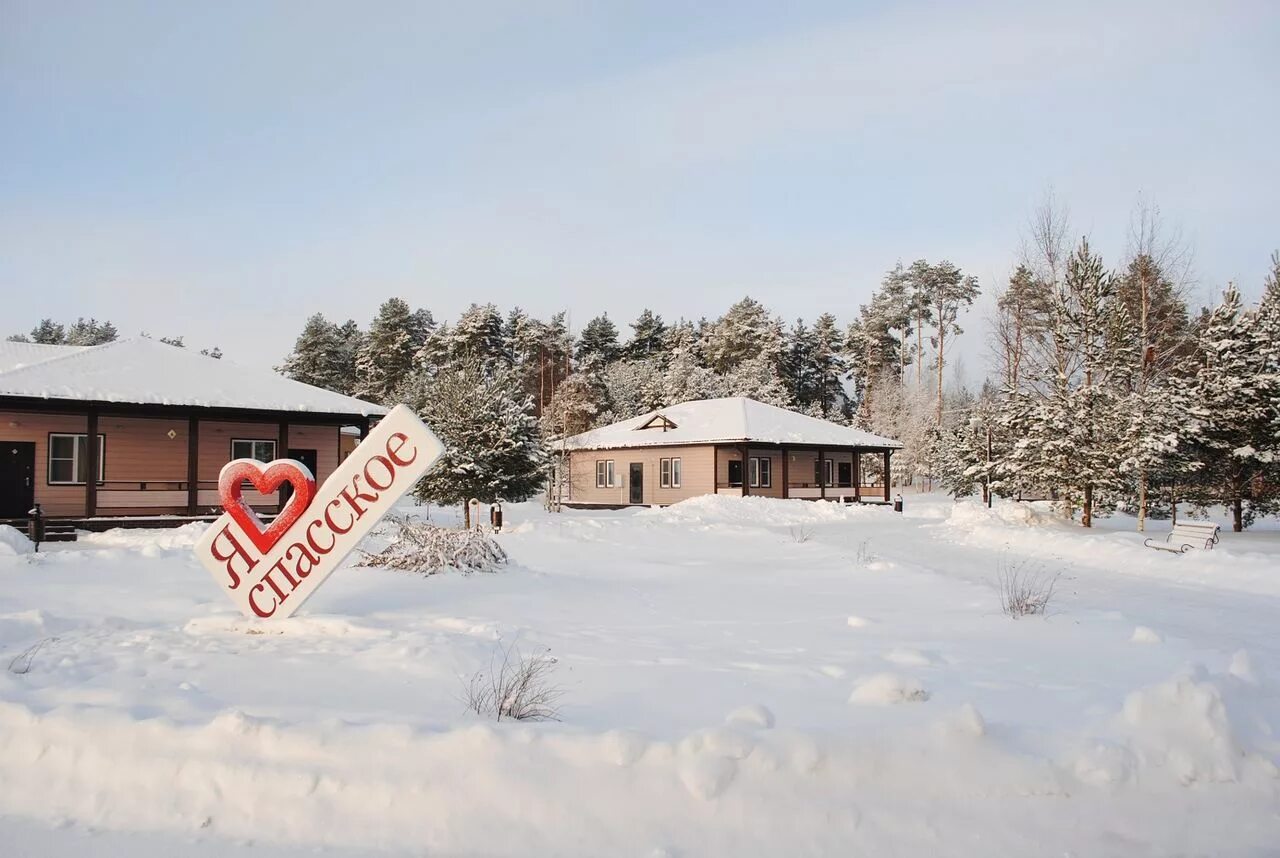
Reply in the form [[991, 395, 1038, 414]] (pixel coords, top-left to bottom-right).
[[853, 448, 861, 503], [713, 445, 719, 495], [187, 414, 200, 515], [84, 408, 99, 517], [740, 444, 750, 496], [358, 417, 371, 440], [278, 420, 290, 508], [883, 450, 892, 502], [817, 446, 825, 500], [781, 447, 789, 499]]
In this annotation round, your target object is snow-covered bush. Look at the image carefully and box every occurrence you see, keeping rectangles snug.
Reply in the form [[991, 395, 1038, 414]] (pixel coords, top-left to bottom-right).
[[464, 641, 563, 722], [996, 556, 1059, 618], [358, 517, 507, 575]]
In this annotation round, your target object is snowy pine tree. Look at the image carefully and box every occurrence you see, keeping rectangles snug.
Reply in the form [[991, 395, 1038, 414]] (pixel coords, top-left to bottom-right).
[[576, 314, 621, 368], [661, 321, 722, 405], [721, 354, 792, 407], [625, 309, 668, 361], [701, 298, 783, 375], [402, 357, 545, 526], [279, 313, 353, 392], [355, 298, 426, 404], [1181, 283, 1279, 530]]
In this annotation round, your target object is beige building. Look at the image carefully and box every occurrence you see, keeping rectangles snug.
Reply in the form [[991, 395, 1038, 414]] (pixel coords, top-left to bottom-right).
[[559, 397, 901, 507]]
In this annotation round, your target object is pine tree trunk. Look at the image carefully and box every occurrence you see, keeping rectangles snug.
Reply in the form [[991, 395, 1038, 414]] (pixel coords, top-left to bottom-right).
[[1082, 484, 1093, 528], [915, 319, 923, 387], [1233, 497, 1243, 533], [463, 502, 471, 530], [936, 326, 944, 425], [1136, 471, 1147, 533]]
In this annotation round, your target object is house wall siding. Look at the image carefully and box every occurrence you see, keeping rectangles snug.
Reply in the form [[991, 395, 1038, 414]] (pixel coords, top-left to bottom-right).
[[568, 445, 714, 505], [714, 446, 784, 498], [0, 410, 341, 517]]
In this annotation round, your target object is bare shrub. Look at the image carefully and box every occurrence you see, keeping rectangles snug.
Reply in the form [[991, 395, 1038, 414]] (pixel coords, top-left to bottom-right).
[[464, 640, 563, 722], [789, 524, 813, 544], [997, 557, 1059, 618], [359, 516, 507, 574], [855, 539, 876, 566], [8, 637, 56, 675]]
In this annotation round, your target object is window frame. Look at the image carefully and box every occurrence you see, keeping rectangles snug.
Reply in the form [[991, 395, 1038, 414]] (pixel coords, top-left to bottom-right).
[[659, 457, 682, 489], [47, 433, 106, 486], [596, 459, 616, 488], [231, 438, 277, 463], [748, 456, 772, 488]]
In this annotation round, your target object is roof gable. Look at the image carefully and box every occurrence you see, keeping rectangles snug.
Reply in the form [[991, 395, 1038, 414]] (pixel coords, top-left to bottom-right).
[[635, 413, 677, 431]]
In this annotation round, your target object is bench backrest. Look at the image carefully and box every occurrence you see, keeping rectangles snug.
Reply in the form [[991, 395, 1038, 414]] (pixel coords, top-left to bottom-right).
[[1173, 522, 1220, 536], [1168, 522, 1219, 547]]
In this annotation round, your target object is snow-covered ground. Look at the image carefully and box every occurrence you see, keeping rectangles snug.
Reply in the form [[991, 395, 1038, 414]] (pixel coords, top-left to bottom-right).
[[1, 495, 1278, 857]]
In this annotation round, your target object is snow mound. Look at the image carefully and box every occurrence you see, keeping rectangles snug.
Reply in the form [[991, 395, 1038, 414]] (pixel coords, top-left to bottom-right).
[[644, 494, 874, 527], [947, 499, 1053, 529], [1131, 626, 1163, 644], [726, 704, 775, 730], [78, 522, 209, 550], [849, 673, 930, 705], [0, 525, 34, 556], [1119, 672, 1243, 784]]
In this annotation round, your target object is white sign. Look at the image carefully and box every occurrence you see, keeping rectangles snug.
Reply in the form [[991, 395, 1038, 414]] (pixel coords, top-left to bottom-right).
[[194, 405, 445, 619]]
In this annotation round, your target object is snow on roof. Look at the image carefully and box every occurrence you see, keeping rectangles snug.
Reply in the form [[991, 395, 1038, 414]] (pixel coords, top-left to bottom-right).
[[0, 340, 90, 373], [0, 337, 387, 416], [561, 397, 902, 451]]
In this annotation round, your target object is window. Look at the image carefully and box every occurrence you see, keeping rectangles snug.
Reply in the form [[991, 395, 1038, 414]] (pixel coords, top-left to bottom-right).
[[660, 457, 682, 488], [814, 458, 833, 486], [48, 434, 105, 485], [749, 456, 771, 488], [825, 458, 834, 487], [232, 439, 277, 462], [596, 459, 616, 488]]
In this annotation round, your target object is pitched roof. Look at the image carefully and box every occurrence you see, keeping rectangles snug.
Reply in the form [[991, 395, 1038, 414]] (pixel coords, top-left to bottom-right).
[[560, 397, 901, 450], [0, 340, 90, 373], [0, 337, 386, 417]]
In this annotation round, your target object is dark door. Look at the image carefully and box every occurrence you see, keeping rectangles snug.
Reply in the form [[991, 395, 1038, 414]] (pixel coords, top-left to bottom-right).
[[727, 459, 743, 487], [838, 462, 852, 488], [283, 448, 319, 503], [629, 463, 644, 504], [0, 442, 36, 518]]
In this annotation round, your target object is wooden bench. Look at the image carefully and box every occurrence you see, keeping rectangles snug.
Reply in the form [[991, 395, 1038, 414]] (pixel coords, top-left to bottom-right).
[[1144, 521, 1221, 553]]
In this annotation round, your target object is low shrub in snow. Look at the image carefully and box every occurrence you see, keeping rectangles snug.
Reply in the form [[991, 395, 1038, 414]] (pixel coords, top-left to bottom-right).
[[358, 517, 507, 575], [464, 640, 563, 722], [849, 672, 930, 705], [8, 637, 55, 675], [996, 556, 1060, 618], [788, 524, 813, 544]]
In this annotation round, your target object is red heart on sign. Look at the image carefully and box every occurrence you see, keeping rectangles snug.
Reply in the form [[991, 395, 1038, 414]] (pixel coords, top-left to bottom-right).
[[217, 459, 317, 554]]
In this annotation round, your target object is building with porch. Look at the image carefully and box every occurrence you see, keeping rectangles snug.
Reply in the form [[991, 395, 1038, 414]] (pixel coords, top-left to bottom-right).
[[559, 397, 901, 507], [0, 338, 385, 526]]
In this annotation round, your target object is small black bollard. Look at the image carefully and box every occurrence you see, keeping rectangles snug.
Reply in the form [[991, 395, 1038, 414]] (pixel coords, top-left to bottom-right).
[[893, 494, 904, 514], [490, 502, 503, 533], [27, 504, 44, 551]]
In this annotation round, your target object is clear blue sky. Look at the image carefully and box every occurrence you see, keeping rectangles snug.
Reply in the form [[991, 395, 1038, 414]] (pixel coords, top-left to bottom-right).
[[2, 0, 1277, 377]]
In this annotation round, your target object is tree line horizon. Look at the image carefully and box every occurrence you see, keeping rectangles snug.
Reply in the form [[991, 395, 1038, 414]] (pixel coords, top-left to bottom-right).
[[8, 200, 1278, 531]]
